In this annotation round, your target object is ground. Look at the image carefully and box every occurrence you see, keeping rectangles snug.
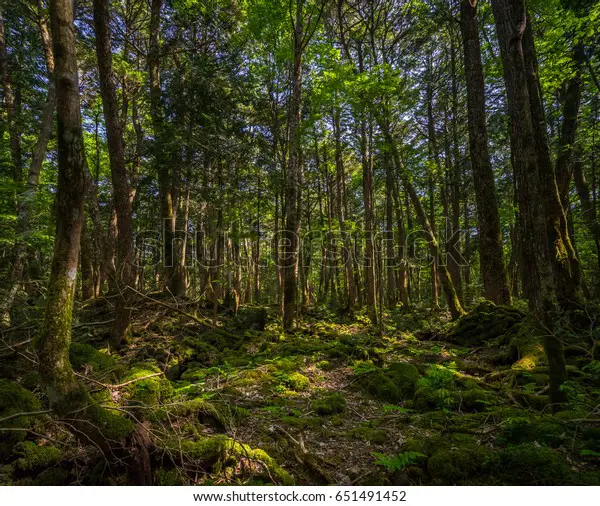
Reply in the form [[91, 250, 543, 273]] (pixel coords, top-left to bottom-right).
[[1, 297, 599, 485]]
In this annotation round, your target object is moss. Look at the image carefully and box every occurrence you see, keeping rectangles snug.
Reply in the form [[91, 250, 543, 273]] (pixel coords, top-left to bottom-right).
[[489, 443, 575, 485], [35, 467, 70, 485], [283, 372, 310, 392], [498, 417, 569, 448], [171, 398, 229, 430], [122, 362, 174, 405], [180, 366, 207, 383], [69, 342, 117, 372], [180, 338, 221, 366], [510, 328, 546, 371], [446, 301, 523, 346], [385, 363, 420, 397], [20, 371, 41, 392], [174, 435, 294, 485], [316, 360, 333, 371], [13, 441, 61, 473], [457, 389, 492, 412], [350, 425, 387, 444], [313, 393, 346, 416], [412, 387, 439, 411], [89, 404, 134, 440], [0, 380, 41, 457], [427, 444, 490, 484], [154, 468, 186, 485], [358, 370, 401, 403]]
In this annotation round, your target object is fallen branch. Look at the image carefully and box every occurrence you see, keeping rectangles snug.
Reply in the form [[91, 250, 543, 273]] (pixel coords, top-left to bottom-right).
[[128, 287, 239, 340]]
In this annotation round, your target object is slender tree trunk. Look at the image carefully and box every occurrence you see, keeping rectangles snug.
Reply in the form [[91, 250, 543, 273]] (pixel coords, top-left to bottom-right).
[[282, 0, 304, 331], [333, 108, 356, 310], [93, 0, 135, 347], [460, 0, 511, 305]]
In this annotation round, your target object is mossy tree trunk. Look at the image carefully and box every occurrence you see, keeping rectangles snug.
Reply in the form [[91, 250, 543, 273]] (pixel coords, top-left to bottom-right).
[[490, 0, 568, 408]]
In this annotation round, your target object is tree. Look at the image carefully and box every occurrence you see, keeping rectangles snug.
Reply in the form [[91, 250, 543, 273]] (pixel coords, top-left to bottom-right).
[[490, 0, 568, 407], [459, 0, 511, 305], [93, 0, 135, 347]]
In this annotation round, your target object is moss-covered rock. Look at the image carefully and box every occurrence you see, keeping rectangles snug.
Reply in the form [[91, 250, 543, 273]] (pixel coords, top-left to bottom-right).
[[358, 370, 401, 403], [313, 393, 346, 416], [88, 404, 135, 440], [172, 435, 294, 485], [69, 342, 118, 372], [498, 417, 569, 448], [457, 389, 492, 412], [13, 441, 61, 473], [122, 362, 174, 405], [488, 443, 575, 485], [427, 444, 489, 484], [385, 363, 420, 398], [0, 380, 41, 457], [283, 372, 310, 392], [412, 387, 438, 411], [446, 301, 523, 346]]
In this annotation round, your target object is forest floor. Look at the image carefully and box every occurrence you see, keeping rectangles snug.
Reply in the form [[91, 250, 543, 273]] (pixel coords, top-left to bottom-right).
[[1, 296, 600, 485]]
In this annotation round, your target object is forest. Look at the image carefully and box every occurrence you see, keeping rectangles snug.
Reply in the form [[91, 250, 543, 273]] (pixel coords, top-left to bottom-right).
[[0, 0, 599, 487]]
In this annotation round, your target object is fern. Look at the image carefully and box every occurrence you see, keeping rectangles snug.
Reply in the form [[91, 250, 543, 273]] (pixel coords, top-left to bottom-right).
[[372, 451, 425, 472]]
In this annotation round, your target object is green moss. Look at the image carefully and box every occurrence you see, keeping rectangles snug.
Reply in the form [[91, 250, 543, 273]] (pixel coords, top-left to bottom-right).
[[412, 387, 439, 411], [89, 405, 134, 439], [13, 441, 61, 473], [313, 393, 347, 416], [122, 363, 174, 405], [283, 372, 310, 392], [457, 389, 492, 412], [427, 443, 490, 484], [154, 468, 186, 485], [0, 380, 42, 456], [446, 301, 523, 346], [35, 467, 70, 485], [498, 417, 569, 448], [174, 435, 294, 485], [69, 342, 117, 372], [350, 425, 387, 444], [358, 370, 401, 403], [316, 360, 333, 371], [489, 443, 574, 485], [385, 362, 420, 397]]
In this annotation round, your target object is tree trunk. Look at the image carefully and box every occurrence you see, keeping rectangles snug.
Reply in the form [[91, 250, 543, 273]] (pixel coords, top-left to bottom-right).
[[491, 0, 567, 408], [93, 0, 135, 347], [522, 18, 583, 308], [460, 0, 511, 305], [282, 0, 304, 331]]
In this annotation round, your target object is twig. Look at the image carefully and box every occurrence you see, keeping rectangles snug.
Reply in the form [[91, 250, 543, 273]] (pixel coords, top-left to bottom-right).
[[0, 409, 52, 424]]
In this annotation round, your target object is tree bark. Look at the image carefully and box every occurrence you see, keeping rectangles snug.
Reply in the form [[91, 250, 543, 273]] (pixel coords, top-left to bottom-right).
[[459, 0, 511, 305], [491, 0, 567, 408], [93, 0, 135, 347]]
